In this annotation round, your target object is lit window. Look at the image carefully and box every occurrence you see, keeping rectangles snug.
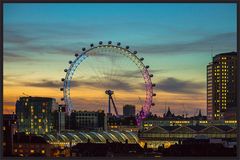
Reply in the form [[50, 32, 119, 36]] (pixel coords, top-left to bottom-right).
[[30, 149, 35, 153], [41, 150, 45, 154], [38, 119, 42, 122]]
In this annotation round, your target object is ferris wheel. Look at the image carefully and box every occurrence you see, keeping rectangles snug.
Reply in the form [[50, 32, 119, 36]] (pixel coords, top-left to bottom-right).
[[60, 41, 156, 125]]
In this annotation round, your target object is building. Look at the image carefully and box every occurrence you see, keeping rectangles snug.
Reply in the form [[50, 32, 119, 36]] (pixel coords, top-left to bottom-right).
[[107, 115, 138, 132], [161, 138, 236, 156], [163, 107, 175, 119], [141, 119, 237, 130], [71, 141, 144, 157], [16, 96, 57, 134], [138, 125, 236, 150], [66, 110, 105, 130], [207, 52, 237, 120], [52, 106, 65, 132], [42, 130, 139, 146], [13, 133, 56, 157], [123, 104, 135, 117], [3, 114, 17, 156], [141, 109, 236, 130]]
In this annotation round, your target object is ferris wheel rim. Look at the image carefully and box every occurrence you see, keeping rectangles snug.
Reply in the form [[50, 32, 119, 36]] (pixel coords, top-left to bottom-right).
[[61, 42, 156, 125]]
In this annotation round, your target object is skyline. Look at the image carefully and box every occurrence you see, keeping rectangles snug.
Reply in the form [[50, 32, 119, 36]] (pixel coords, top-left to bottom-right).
[[3, 3, 237, 116]]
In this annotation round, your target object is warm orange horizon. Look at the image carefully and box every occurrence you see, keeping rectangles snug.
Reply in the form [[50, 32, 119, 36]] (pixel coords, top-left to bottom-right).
[[3, 3, 236, 116]]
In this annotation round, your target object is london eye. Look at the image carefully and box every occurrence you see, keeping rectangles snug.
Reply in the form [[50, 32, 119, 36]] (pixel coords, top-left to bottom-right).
[[60, 41, 156, 125]]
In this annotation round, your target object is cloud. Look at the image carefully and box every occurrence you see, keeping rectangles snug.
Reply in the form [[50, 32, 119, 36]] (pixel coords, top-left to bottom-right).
[[22, 79, 65, 88], [4, 24, 91, 56], [22, 79, 84, 88], [3, 52, 37, 62], [138, 32, 236, 54], [4, 29, 36, 44], [156, 77, 205, 94], [22, 78, 138, 92]]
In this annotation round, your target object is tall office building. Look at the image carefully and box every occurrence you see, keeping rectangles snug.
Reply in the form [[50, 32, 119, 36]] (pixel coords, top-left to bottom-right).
[[16, 97, 57, 134], [123, 105, 136, 117], [207, 52, 237, 120]]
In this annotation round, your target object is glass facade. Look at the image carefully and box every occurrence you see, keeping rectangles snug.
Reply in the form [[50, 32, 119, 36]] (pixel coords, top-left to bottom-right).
[[40, 130, 138, 146]]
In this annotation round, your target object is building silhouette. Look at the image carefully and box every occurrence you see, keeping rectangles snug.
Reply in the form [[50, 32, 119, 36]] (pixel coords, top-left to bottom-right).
[[16, 96, 57, 134], [207, 52, 237, 120], [3, 113, 17, 156], [123, 104, 136, 117], [65, 110, 105, 130], [163, 107, 175, 119], [52, 106, 65, 132]]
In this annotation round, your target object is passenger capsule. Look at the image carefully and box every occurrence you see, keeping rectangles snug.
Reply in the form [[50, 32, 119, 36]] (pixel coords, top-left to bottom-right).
[[99, 41, 103, 45], [90, 44, 94, 47], [149, 74, 153, 77], [134, 51, 137, 54], [108, 41, 112, 44], [146, 65, 149, 69], [152, 93, 156, 96], [61, 78, 65, 81], [151, 103, 155, 106], [69, 61, 72, 64], [61, 98, 64, 101], [82, 48, 86, 51], [60, 88, 64, 91], [75, 53, 79, 57], [64, 69, 68, 72], [140, 57, 144, 61], [152, 84, 156, 87], [126, 46, 130, 49]]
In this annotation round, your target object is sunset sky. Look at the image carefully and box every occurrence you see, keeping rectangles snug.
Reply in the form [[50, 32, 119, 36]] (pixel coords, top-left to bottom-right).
[[3, 3, 237, 116]]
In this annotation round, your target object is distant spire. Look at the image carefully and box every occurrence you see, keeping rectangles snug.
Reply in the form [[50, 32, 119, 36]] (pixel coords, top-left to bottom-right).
[[164, 102, 167, 114], [198, 109, 202, 117]]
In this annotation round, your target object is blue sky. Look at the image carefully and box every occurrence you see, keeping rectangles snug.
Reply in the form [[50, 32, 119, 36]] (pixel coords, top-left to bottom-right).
[[3, 3, 237, 115]]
